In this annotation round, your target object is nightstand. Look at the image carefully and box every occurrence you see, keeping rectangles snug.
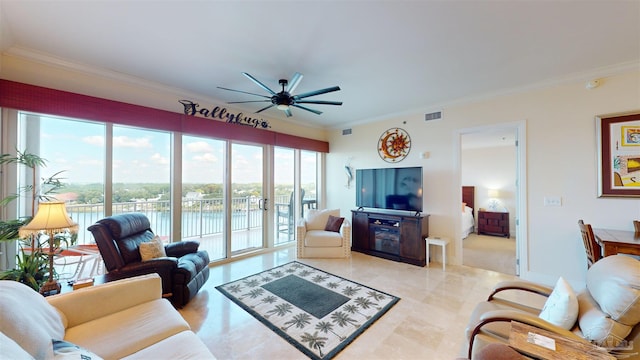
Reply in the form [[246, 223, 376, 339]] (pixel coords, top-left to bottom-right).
[[477, 210, 509, 238]]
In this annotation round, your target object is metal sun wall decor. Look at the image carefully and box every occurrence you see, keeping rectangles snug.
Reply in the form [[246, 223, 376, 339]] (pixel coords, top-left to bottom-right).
[[179, 99, 271, 129], [378, 128, 411, 162]]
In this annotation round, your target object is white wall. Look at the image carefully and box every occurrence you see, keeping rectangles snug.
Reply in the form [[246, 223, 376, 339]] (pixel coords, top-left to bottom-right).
[[327, 71, 640, 287]]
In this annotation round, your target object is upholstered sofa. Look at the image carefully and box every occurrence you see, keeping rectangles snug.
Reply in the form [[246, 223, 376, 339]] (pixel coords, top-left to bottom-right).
[[464, 254, 640, 359], [88, 213, 209, 307], [296, 208, 351, 258], [0, 274, 215, 360]]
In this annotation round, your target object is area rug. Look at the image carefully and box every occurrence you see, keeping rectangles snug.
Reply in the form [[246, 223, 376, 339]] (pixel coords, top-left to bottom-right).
[[215, 261, 400, 360]]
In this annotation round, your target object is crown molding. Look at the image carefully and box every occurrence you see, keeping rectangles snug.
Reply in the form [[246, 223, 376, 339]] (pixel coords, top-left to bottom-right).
[[4, 46, 218, 103]]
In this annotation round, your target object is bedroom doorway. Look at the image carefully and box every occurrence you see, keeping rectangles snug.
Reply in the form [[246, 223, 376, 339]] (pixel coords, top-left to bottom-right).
[[458, 122, 526, 276]]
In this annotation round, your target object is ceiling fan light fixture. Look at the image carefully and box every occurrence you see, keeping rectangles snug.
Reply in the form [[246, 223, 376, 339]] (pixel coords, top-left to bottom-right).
[[219, 72, 342, 117]]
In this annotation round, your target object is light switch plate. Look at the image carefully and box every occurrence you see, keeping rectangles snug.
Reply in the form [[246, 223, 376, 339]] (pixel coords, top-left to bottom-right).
[[544, 196, 562, 207]]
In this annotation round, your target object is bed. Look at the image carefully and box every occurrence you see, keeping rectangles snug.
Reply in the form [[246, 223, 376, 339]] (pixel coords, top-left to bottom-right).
[[462, 186, 475, 239]]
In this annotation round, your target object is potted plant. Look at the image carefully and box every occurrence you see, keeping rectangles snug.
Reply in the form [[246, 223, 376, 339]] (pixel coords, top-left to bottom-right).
[[0, 150, 66, 290]]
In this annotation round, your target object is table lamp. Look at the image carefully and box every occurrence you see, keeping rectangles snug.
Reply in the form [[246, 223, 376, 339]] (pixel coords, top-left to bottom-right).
[[19, 201, 78, 295], [487, 189, 502, 211]]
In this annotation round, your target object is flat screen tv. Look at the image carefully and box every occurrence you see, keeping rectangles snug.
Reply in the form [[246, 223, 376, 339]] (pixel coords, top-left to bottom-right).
[[356, 166, 423, 212]]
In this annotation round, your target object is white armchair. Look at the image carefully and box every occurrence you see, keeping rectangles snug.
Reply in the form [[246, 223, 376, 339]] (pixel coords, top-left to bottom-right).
[[296, 208, 351, 258]]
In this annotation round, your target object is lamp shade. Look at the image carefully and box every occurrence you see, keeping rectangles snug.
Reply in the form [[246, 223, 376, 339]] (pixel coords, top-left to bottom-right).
[[18, 201, 79, 238], [487, 189, 500, 198]]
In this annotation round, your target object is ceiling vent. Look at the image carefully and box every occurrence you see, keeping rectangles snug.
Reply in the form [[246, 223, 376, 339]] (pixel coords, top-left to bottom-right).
[[342, 128, 352, 135], [425, 111, 442, 121]]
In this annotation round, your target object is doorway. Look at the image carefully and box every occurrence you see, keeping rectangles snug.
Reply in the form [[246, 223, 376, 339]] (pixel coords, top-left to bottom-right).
[[457, 122, 527, 276]]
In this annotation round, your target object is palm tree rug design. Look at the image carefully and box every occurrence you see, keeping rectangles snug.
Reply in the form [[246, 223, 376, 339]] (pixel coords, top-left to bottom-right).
[[216, 261, 400, 360]]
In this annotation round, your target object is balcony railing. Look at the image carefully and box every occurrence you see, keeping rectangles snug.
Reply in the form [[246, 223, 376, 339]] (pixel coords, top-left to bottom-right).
[[66, 195, 289, 245]]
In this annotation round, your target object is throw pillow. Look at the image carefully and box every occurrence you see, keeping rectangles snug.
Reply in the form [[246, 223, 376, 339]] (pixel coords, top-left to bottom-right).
[[538, 276, 579, 330], [306, 208, 340, 230], [577, 290, 632, 347], [139, 235, 167, 261], [0, 332, 34, 360], [0, 280, 64, 359], [324, 215, 345, 232], [53, 340, 103, 360], [586, 254, 640, 326]]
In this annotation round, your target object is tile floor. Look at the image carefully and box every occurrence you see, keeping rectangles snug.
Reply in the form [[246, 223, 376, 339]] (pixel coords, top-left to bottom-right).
[[178, 247, 519, 359]]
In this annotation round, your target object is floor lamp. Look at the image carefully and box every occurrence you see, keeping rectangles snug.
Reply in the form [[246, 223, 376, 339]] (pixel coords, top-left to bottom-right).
[[19, 201, 78, 295]]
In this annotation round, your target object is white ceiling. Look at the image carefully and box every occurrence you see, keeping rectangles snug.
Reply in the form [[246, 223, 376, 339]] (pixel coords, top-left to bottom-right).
[[1, 1, 639, 130]]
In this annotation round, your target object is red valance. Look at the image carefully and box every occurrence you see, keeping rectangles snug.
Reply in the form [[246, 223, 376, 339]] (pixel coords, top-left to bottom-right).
[[0, 79, 329, 152]]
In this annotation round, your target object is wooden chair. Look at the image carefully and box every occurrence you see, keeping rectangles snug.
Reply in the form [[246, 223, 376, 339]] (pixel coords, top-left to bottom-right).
[[634, 220, 640, 233], [578, 219, 602, 268]]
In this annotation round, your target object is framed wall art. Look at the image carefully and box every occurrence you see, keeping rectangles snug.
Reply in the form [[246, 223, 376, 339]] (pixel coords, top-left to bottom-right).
[[596, 111, 640, 197]]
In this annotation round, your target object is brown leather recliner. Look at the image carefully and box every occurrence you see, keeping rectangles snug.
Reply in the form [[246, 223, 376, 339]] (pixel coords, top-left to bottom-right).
[[88, 213, 210, 307]]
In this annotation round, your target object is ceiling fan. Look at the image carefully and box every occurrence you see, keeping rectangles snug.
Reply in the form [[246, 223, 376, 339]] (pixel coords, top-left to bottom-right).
[[217, 72, 342, 117]]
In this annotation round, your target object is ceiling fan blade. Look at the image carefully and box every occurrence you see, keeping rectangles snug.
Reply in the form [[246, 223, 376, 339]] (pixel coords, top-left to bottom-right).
[[295, 100, 343, 106], [293, 86, 341, 100], [286, 72, 303, 94], [242, 72, 276, 95], [292, 104, 323, 115], [284, 108, 292, 117], [227, 100, 271, 104], [217, 87, 271, 99], [255, 104, 275, 114]]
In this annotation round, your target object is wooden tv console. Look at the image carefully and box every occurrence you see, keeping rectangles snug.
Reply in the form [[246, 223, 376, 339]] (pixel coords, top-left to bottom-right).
[[351, 210, 430, 266]]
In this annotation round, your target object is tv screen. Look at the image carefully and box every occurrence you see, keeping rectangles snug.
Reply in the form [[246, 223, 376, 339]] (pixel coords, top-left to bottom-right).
[[356, 166, 423, 212]]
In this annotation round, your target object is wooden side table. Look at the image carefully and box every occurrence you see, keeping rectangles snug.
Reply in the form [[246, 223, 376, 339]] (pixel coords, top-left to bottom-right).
[[509, 321, 615, 360]]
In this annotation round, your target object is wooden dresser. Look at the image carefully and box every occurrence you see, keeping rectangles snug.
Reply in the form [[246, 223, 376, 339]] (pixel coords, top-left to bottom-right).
[[477, 210, 509, 238]]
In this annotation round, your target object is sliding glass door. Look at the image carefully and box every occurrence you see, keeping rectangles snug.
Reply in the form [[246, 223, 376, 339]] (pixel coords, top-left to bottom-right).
[[112, 125, 171, 237], [26, 114, 106, 244], [273, 147, 295, 245], [230, 143, 264, 254], [301, 150, 318, 217], [182, 135, 226, 261]]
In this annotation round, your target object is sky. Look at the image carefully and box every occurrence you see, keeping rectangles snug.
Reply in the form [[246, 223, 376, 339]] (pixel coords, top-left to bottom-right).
[[36, 115, 315, 185]]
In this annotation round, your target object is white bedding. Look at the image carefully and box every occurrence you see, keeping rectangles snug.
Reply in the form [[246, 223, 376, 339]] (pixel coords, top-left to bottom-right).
[[462, 205, 474, 239]]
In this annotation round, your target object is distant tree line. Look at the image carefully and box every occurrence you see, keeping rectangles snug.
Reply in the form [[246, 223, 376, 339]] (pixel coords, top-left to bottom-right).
[[60, 183, 302, 204]]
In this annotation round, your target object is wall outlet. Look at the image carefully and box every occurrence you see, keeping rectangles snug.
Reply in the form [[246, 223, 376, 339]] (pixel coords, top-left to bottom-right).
[[544, 196, 562, 207]]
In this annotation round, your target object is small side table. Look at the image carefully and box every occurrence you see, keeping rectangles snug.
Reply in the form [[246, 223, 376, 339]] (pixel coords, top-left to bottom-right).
[[425, 236, 449, 271], [509, 321, 615, 360]]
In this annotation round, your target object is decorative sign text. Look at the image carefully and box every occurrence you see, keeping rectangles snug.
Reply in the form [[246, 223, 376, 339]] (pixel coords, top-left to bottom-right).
[[179, 100, 271, 129]]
